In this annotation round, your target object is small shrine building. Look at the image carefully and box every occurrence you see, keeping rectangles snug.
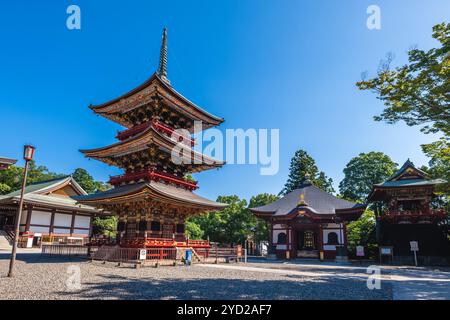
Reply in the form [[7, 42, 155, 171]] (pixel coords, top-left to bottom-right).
[[0, 176, 101, 247], [367, 159, 449, 264], [250, 178, 365, 260]]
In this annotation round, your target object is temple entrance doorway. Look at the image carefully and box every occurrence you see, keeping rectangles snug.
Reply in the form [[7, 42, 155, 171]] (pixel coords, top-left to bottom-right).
[[296, 230, 319, 258]]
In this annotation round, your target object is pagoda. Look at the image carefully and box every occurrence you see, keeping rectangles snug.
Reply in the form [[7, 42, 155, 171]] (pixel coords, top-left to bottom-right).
[[74, 28, 226, 248], [367, 159, 448, 264]]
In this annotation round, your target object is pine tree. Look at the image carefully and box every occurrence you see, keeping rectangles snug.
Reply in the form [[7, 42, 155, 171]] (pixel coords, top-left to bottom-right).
[[279, 150, 335, 195]]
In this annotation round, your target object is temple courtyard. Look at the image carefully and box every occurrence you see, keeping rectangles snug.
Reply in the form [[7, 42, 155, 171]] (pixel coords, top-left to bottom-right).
[[0, 249, 449, 300]]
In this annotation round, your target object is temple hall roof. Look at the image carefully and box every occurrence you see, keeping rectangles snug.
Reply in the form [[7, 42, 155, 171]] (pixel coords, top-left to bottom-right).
[[250, 182, 365, 217], [0, 176, 101, 214], [0, 157, 17, 169], [367, 159, 447, 201]]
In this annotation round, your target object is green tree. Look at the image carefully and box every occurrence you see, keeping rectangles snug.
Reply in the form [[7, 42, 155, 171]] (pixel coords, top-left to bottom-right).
[[422, 138, 450, 191], [185, 220, 204, 239], [72, 168, 109, 194], [92, 216, 117, 237], [190, 195, 253, 246], [356, 22, 449, 204], [420, 139, 450, 212], [280, 149, 335, 195], [248, 193, 279, 242], [0, 161, 64, 194], [346, 210, 377, 258], [339, 152, 398, 202], [357, 22, 449, 137]]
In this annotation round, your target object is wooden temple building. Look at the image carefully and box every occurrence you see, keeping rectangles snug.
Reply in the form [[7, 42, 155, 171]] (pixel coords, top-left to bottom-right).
[[74, 28, 226, 248], [0, 176, 100, 247], [0, 157, 17, 170], [367, 159, 449, 264], [250, 177, 366, 260]]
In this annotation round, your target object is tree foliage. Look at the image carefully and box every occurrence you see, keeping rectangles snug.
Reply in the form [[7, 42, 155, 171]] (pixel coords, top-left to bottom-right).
[[72, 168, 110, 194], [357, 22, 449, 204], [188, 194, 279, 245], [92, 216, 117, 237], [185, 220, 204, 240], [346, 210, 377, 258], [357, 22, 449, 136], [339, 152, 398, 202], [0, 161, 64, 195], [248, 193, 280, 242], [189, 195, 251, 245], [280, 149, 334, 195]]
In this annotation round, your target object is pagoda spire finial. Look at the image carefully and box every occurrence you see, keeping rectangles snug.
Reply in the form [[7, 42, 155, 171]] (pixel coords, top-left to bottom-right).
[[157, 27, 169, 83]]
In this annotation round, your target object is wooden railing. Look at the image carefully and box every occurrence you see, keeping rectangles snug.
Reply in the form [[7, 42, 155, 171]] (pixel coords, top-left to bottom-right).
[[118, 237, 210, 248], [2, 226, 15, 244], [40, 244, 244, 265], [41, 244, 89, 257], [115, 120, 195, 146], [109, 168, 198, 190], [380, 209, 447, 222]]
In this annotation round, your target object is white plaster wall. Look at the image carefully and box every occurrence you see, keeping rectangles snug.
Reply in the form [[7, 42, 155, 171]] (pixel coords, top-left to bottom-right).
[[20, 211, 28, 224], [29, 226, 49, 233], [53, 228, 70, 234], [30, 211, 51, 225], [74, 215, 90, 228], [323, 229, 342, 244], [323, 223, 341, 228], [54, 213, 72, 227], [272, 229, 286, 244], [73, 228, 89, 235]]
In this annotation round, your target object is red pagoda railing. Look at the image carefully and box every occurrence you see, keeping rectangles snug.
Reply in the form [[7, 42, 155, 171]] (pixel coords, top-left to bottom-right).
[[116, 122, 151, 140], [119, 237, 210, 249], [380, 209, 447, 222], [116, 120, 195, 146], [109, 168, 198, 190]]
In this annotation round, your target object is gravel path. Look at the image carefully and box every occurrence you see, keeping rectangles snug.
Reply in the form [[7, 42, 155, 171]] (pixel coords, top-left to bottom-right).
[[0, 252, 392, 300]]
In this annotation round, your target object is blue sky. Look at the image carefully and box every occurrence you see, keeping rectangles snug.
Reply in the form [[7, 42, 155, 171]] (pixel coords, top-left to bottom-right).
[[1, 1, 448, 201]]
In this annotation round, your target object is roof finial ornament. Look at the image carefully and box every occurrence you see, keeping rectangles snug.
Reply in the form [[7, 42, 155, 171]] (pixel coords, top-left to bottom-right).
[[297, 192, 308, 207], [157, 27, 170, 84]]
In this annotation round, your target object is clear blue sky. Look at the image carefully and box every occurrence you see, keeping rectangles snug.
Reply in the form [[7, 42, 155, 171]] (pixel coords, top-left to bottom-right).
[[1, 1, 448, 201]]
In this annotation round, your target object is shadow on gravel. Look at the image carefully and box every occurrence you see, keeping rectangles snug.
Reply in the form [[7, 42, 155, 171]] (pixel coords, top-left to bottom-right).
[[57, 273, 393, 300], [0, 252, 87, 264], [392, 279, 450, 300]]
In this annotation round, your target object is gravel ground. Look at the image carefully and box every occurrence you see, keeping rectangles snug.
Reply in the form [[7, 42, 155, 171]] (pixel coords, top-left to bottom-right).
[[0, 252, 393, 300]]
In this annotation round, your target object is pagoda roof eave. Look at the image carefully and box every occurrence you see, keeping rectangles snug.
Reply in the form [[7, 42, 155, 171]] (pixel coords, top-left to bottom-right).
[[79, 125, 224, 170], [73, 181, 227, 211], [89, 73, 224, 126]]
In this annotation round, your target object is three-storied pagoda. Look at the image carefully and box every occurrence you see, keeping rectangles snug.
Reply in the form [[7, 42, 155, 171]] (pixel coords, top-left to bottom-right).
[[368, 159, 448, 264], [74, 28, 226, 247]]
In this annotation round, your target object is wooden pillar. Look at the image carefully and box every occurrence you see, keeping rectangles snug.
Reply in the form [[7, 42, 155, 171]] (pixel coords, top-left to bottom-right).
[[89, 214, 95, 238], [343, 223, 348, 247], [318, 224, 323, 251], [25, 206, 33, 232], [49, 209, 56, 235], [70, 212, 76, 236]]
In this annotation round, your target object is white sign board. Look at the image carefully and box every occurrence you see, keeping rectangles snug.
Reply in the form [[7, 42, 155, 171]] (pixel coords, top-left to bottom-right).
[[410, 241, 419, 252], [380, 247, 392, 255], [139, 249, 147, 260], [356, 246, 364, 257]]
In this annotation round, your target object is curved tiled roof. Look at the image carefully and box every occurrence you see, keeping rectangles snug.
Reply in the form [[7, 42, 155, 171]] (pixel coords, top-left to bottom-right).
[[73, 181, 227, 210], [250, 183, 365, 216]]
